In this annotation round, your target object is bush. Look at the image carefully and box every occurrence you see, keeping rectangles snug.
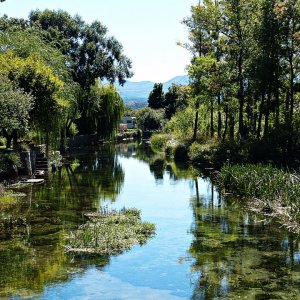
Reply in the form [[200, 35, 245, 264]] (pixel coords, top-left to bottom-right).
[[173, 144, 188, 162], [165, 107, 195, 140], [150, 134, 170, 151], [136, 107, 164, 131], [188, 142, 214, 165], [0, 138, 5, 147], [0, 152, 22, 176]]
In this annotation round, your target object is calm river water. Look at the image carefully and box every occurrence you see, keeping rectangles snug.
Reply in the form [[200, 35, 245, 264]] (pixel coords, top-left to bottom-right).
[[0, 143, 299, 299]]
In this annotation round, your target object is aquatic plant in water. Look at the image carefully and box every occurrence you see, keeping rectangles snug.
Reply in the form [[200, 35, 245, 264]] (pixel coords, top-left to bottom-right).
[[217, 164, 300, 233], [65, 207, 155, 255]]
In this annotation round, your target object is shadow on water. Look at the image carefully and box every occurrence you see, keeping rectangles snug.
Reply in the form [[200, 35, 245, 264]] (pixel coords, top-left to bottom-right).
[[188, 179, 300, 299], [0, 142, 299, 299], [0, 144, 124, 298]]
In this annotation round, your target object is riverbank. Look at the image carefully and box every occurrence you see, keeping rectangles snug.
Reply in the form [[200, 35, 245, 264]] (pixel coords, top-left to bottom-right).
[[216, 164, 300, 234], [150, 133, 300, 234]]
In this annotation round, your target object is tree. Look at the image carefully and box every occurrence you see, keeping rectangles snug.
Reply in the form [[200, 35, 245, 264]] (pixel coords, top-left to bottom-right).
[[29, 9, 133, 89], [136, 107, 163, 131], [0, 76, 33, 148], [164, 84, 189, 119], [0, 51, 65, 144], [28, 10, 133, 134], [148, 83, 164, 109], [87, 82, 124, 139]]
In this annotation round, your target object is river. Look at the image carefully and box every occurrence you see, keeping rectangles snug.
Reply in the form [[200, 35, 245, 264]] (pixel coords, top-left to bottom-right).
[[0, 143, 299, 299]]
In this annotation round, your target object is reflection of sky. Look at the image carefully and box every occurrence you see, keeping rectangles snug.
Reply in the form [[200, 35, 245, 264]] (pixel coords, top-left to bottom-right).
[[39, 154, 300, 299], [43, 269, 186, 300], [42, 156, 201, 299]]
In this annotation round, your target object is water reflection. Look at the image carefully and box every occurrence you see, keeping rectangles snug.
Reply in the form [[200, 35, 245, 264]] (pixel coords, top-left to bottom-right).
[[189, 180, 300, 299], [0, 143, 299, 299], [0, 144, 124, 298]]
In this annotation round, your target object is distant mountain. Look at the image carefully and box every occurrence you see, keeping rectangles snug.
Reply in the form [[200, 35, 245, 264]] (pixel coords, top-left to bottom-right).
[[162, 75, 189, 91], [115, 75, 189, 107]]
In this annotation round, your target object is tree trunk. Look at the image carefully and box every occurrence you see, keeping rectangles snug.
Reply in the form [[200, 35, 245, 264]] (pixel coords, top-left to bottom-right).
[[222, 104, 229, 142], [264, 91, 271, 136], [229, 114, 234, 139], [257, 93, 264, 139], [289, 55, 294, 124], [275, 84, 280, 128], [217, 94, 222, 139], [238, 55, 245, 138], [210, 99, 214, 138], [12, 131, 18, 149], [193, 110, 199, 142], [6, 135, 12, 149]]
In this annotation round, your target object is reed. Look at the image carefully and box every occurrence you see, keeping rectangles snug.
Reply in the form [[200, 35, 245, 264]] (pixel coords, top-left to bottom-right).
[[218, 164, 300, 233]]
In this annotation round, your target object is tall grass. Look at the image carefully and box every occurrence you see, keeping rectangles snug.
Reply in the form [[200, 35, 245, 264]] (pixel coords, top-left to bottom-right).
[[218, 164, 300, 232]]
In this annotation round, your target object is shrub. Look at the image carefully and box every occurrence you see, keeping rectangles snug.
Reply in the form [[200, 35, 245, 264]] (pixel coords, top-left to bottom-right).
[[136, 107, 163, 131], [0, 152, 22, 175], [173, 144, 188, 162], [150, 134, 170, 151], [188, 142, 214, 165]]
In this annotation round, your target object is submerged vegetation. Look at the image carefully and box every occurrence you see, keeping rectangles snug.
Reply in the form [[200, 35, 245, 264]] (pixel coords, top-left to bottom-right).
[[217, 164, 300, 233], [66, 207, 155, 256]]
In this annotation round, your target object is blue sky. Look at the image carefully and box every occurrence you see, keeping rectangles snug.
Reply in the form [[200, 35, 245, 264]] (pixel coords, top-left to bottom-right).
[[0, 0, 197, 82]]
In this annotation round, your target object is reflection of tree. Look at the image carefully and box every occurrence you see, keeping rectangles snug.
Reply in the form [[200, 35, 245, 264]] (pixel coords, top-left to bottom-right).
[[0, 235, 110, 298], [0, 144, 124, 297], [188, 180, 300, 299], [132, 143, 200, 183]]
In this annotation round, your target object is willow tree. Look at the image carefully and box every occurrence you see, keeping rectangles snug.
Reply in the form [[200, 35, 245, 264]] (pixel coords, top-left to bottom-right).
[[29, 9, 133, 134], [88, 82, 124, 139]]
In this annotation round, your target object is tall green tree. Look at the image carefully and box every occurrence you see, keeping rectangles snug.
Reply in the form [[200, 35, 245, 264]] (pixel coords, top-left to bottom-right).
[[164, 84, 189, 119], [148, 83, 165, 109], [29, 9, 133, 89], [87, 83, 124, 139], [29, 10, 133, 134]]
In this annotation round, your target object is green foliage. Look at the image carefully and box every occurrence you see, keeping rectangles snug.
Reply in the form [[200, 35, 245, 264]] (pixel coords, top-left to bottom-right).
[[136, 107, 163, 131], [0, 152, 21, 176], [165, 107, 195, 140], [148, 83, 164, 109], [173, 144, 188, 162], [0, 76, 33, 147], [150, 134, 170, 151], [87, 83, 124, 138], [180, 0, 300, 149], [164, 84, 189, 119], [188, 142, 215, 165], [0, 10, 133, 145], [0, 25, 70, 80], [0, 51, 65, 142], [29, 9, 133, 89]]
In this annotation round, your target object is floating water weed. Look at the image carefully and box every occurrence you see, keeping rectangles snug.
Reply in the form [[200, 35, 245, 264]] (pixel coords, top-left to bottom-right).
[[66, 207, 155, 255]]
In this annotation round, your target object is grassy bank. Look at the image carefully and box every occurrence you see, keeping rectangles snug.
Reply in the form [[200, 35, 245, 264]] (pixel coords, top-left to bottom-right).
[[66, 207, 155, 256], [217, 164, 300, 234], [150, 132, 300, 168]]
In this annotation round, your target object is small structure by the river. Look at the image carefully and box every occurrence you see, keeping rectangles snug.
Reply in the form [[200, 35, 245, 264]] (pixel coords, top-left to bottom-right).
[[120, 116, 137, 130]]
